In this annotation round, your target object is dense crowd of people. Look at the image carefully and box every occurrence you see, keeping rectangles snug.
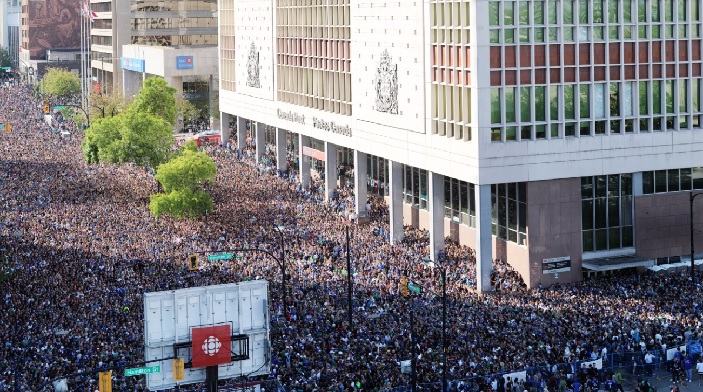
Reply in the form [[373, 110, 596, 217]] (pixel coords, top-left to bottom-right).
[[1, 83, 703, 392]]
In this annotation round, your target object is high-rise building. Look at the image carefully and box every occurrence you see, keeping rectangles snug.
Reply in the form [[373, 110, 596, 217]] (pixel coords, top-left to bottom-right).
[[219, 0, 703, 290], [90, 0, 218, 113], [1, 0, 21, 67]]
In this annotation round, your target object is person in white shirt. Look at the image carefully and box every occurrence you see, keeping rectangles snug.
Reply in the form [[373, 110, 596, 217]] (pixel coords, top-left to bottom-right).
[[696, 358, 703, 376]]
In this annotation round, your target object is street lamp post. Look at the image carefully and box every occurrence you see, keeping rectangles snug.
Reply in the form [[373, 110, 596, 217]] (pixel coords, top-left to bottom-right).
[[690, 191, 703, 281], [346, 225, 353, 335], [420, 257, 448, 392]]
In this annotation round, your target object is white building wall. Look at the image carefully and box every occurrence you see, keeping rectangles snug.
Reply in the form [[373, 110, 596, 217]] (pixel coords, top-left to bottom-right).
[[235, 0, 274, 100]]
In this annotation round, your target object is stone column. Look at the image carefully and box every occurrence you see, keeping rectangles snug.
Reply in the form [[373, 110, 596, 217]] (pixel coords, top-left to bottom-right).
[[429, 171, 445, 260], [220, 112, 231, 143], [324, 141, 338, 201], [276, 128, 287, 172], [475, 184, 494, 293], [236, 116, 247, 151], [354, 150, 368, 217], [299, 134, 311, 188], [255, 123, 265, 163], [389, 161, 404, 243]]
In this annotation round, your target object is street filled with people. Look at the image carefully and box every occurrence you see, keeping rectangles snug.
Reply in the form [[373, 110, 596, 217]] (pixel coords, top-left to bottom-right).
[[1, 83, 703, 392]]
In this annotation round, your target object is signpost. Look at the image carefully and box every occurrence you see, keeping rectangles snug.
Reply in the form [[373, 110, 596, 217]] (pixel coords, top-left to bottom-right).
[[125, 366, 161, 377], [207, 253, 233, 261]]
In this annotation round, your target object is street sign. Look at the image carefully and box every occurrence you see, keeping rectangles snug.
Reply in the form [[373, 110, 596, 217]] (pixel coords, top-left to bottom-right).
[[407, 282, 422, 294], [125, 366, 161, 377], [207, 253, 233, 261], [1, 67, 10, 72]]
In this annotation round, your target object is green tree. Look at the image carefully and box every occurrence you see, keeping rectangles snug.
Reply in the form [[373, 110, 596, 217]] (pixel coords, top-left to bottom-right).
[[82, 111, 175, 167], [149, 149, 217, 218], [129, 76, 177, 126], [89, 90, 131, 120], [39, 68, 81, 98], [0, 47, 13, 68]]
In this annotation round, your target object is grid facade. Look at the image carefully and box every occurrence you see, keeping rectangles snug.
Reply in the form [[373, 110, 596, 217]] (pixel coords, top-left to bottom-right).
[[275, 0, 352, 115], [487, 0, 703, 142], [431, 0, 472, 141], [220, 0, 236, 91], [131, 0, 218, 46]]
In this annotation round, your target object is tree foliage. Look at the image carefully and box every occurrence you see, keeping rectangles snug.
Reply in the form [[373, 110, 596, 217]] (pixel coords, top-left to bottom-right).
[[82, 76, 178, 168], [89, 90, 131, 120], [0, 47, 13, 68], [129, 77, 177, 126], [175, 92, 200, 123], [82, 111, 175, 168], [40, 68, 81, 98], [149, 149, 217, 219]]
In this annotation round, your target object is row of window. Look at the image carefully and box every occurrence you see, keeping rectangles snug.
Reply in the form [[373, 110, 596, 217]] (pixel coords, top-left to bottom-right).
[[489, 0, 702, 43], [581, 175, 634, 252], [367, 155, 390, 198], [642, 167, 703, 193], [490, 79, 703, 141], [445, 178, 476, 227]]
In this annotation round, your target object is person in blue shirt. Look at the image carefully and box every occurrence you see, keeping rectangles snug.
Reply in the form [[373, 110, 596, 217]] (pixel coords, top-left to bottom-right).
[[572, 379, 582, 392], [683, 354, 693, 382], [586, 376, 599, 391], [604, 375, 617, 391]]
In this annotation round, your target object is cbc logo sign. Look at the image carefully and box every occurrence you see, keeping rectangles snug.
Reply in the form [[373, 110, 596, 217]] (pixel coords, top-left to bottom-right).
[[202, 336, 222, 356]]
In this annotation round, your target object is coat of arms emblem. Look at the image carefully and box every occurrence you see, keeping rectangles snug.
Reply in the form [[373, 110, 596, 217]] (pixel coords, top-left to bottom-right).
[[246, 42, 261, 88], [373, 49, 399, 114]]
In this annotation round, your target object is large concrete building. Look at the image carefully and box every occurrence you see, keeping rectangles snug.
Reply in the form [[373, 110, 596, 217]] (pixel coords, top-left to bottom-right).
[[218, 0, 703, 291], [90, 0, 218, 116], [1, 0, 21, 68]]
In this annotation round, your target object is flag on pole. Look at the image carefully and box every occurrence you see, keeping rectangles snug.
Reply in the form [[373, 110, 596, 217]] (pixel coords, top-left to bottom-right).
[[82, 1, 98, 19]]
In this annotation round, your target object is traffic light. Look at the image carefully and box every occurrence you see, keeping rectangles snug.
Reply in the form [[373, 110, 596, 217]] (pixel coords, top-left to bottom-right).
[[400, 277, 409, 297], [43, 105, 50, 114], [3, 123, 9, 133], [98, 371, 112, 392], [173, 358, 185, 381], [188, 254, 198, 270]]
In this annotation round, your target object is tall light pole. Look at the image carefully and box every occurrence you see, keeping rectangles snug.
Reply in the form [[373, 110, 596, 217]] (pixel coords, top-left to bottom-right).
[[421, 257, 448, 392], [346, 224, 353, 335], [690, 191, 703, 281]]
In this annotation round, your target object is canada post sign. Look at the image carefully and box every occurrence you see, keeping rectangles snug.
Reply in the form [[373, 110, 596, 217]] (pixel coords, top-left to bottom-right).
[[542, 256, 571, 274], [176, 56, 194, 69], [121, 57, 145, 73]]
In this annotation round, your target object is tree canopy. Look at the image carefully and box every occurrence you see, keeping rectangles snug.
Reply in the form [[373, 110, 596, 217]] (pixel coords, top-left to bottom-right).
[[0, 47, 13, 68], [40, 68, 81, 98], [149, 147, 217, 218], [130, 77, 177, 126], [82, 111, 175, 168]]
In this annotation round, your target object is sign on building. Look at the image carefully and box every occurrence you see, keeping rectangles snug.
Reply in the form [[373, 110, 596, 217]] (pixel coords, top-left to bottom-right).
[[542, 256, 571, 274], [177, 56, 194, 69], [143, 280, 270, 390], [121, 57, 145, 73]]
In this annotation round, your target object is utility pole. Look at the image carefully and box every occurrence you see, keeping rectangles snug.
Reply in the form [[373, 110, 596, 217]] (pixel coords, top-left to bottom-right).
[[441, 266, 447, 392], [410, 303, 417, 392], [346, 224, 353, 334]]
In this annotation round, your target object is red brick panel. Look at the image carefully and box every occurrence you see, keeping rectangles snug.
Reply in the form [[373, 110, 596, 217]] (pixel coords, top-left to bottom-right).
[[609, 43, 620, 64], [594, 43, 606, 64], [549, 44, 561, 66], [564, 44, 576, 65], [550, 68, 561, 83], [624, 42, 635, 64], [680, 64, 688, 77], [679, 40, 688, 61], [666, 41, 675, 62], [490, 46, 501, 68], [520, 46, 531, 67], [625, 65, 636, 80], [535, 68, 547, 84], [535, 45, 546, 67], [639, 42, 649, 62], [505, 46, 517, 67], [652, 41, 662, 62], [693, 40, 701, 60], [579, 43, 590, 65]]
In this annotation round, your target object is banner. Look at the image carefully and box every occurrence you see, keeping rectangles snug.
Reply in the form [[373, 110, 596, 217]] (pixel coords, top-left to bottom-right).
[[191, 324, 232, 368], [502, 370, 526, 383], [666, 345, 687, 361], [580, 358, 602, 370], [121, 57, 145, 73]]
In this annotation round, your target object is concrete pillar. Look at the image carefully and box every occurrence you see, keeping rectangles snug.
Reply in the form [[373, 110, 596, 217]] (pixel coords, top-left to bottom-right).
[[276, 128, 287, 172], [429, 171, 445, 260], [324, 141, 338, 201], [236, 116, 247, 150], [475, 184, 493, 293], [255, 123, 265, 163], [299, 134, 311, 188], [389, 161, 404, 243], [354, 150, 368, 216], [632, 172, 643, 196], [220, 112, 231, 143]]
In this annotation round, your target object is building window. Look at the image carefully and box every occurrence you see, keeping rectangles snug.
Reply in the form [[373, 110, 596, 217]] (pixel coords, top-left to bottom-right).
[[366, 154, 389, 197], [491, 182, 527, 245], [581, 174, 633, 251], [642, 167, 703, 194], [403, 165, 428, 211], [444, 177, 476, 227]]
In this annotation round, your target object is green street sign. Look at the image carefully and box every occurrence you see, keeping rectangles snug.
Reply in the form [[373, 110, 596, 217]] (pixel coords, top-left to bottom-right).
[[208, 253, 233, 261], [125, 366, 160, 377], [407, 283, 422, 294], [1, 67, 10, 72], [341, 269, 348, 276]]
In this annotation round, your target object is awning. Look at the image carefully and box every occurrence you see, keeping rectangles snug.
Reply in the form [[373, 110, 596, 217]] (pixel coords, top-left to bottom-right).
[[581, 255, 655, 271]]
